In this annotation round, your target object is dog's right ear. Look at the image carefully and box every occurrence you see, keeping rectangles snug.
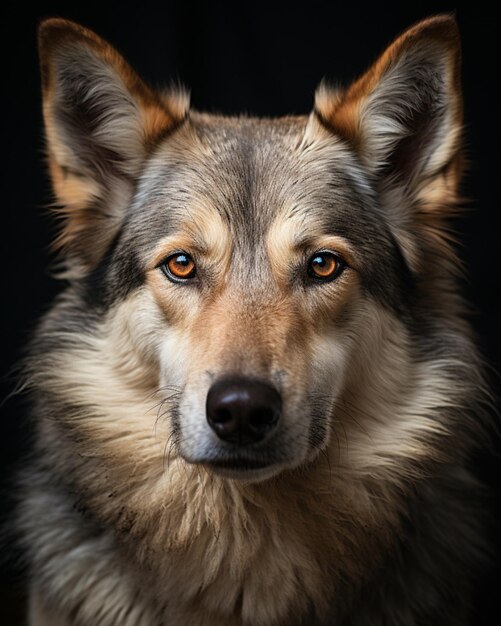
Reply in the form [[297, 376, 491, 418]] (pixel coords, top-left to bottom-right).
[[39, 18, 188, 268]]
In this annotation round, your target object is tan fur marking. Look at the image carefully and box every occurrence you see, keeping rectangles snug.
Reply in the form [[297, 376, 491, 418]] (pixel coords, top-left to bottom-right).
[[146, 207, 231, 273], [267, 209, 358, 289], [146, 207, 233, 333]]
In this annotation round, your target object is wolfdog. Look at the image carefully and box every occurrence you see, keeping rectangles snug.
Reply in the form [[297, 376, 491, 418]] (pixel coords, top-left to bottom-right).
[[18, 14, 489, 626]]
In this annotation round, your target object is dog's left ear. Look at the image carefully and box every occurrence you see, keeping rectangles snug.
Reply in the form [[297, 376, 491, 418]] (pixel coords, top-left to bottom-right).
[[38, 18, 188, 268], [315, 14, 462, 234]]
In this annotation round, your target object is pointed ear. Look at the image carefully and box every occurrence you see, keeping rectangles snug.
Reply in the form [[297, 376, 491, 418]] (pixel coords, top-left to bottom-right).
[[39, 18, 188, 268], [315, 15, 462, 191]]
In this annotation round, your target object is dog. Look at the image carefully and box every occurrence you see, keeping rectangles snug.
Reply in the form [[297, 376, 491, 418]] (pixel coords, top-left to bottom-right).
[[18, 14, 490, 626]]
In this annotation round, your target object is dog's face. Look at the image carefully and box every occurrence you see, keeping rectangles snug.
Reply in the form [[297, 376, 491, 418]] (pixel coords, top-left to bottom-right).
[[38, 17, 462, 481], [129, 118, 382, 479]]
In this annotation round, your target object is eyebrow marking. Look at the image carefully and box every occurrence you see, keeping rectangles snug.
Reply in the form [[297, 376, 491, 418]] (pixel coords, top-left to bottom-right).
[[146, 235, 206, 271]]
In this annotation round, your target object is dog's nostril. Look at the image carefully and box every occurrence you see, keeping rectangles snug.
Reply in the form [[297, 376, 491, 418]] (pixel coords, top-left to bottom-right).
[[215, 409, 232, 424], [249, 408, 276, 430], [206, 378, 281, 445]]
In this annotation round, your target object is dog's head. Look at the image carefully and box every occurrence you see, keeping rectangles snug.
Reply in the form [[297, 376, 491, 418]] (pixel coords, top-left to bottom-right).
[[38, 16, 463, 481]]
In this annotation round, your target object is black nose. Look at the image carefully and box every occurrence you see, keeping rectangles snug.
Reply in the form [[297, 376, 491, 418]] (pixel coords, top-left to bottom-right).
[[206, 378, 281, 445]]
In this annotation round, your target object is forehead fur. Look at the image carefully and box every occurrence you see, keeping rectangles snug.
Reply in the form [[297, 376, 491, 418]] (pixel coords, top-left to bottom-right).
[[95, 112, 413, 312], [126, 113, 379, 249]]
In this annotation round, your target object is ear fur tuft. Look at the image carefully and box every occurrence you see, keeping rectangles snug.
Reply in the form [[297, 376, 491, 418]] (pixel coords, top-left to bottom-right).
[[38, 18, 189, 268], [315, 14, 461, 179], [314, 14, 463, 269]]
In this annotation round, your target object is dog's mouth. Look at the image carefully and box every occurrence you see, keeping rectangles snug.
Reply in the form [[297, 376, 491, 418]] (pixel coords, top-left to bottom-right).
[[209, 457, 271, 470], [202, 457, 282, 481]]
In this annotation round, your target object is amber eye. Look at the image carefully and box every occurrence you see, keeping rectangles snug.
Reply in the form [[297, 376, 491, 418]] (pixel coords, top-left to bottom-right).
[[307, 252, 344, 281], [161, 252, 197, 282]]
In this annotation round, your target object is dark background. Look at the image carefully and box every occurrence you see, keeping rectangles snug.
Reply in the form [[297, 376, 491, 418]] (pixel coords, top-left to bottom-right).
[[1, 1, 499, 624]]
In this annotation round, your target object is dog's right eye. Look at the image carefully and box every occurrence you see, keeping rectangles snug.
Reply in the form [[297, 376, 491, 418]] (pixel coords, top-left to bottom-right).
[[159, 252, 197, 282], [307, 251, 345, 282]]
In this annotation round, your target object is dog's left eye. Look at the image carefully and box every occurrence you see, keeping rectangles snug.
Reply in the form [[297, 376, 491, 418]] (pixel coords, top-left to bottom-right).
[[307, 252, 345, 282], [160, 253, 197, 282]]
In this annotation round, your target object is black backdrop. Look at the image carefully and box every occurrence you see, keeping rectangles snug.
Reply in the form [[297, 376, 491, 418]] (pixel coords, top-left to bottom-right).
[[1, 1, 500, 624]]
